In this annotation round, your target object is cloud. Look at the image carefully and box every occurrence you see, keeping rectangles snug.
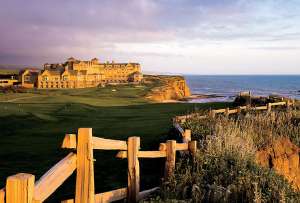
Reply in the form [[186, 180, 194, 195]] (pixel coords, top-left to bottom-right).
[[0, 0, 300, 73]]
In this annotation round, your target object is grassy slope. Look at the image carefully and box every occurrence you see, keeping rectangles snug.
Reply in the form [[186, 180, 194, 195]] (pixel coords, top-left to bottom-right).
[[0, 69, 19, 75], [0, 83, 230, 202]]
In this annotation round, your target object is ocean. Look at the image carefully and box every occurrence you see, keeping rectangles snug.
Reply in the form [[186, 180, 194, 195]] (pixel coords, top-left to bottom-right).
[[185, 75, 300, 103]]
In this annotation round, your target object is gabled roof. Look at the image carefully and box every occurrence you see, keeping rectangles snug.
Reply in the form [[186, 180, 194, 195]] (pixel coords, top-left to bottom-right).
[[20, 69, 40, 76]]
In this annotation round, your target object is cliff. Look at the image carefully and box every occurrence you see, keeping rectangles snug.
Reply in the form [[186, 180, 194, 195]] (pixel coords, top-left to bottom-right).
[[144, 75, 191, 102], [256, 138, 300, 190]]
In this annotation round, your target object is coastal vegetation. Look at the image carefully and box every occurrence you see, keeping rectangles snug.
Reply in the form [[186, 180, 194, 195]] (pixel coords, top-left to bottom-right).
[[156, 108, 300, 202]]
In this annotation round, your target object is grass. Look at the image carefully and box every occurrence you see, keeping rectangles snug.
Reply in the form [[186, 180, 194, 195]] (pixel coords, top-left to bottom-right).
[[157, 110, 300, 202], [0, 69, 19, 75], [0, 84, 230, 202]]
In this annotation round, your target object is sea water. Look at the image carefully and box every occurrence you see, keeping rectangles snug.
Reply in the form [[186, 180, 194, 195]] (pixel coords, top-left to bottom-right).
[[185, 75, 300, 103]]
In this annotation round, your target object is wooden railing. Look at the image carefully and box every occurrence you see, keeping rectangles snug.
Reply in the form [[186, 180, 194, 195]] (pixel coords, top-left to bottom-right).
[[0, 128, 197, 203], [173, 100, 296, 143], [174, 100, 295, 124]]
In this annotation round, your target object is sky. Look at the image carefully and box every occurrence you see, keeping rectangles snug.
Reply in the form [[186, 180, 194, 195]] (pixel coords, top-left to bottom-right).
[[0, 0, 300, 74]]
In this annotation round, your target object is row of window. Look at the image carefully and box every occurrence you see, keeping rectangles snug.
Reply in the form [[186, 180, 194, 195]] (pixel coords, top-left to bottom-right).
[[40, 85, 73, 88], [39, 79, 132, 88], [42, 76, 106, 81], [42, 76, 69, 81]]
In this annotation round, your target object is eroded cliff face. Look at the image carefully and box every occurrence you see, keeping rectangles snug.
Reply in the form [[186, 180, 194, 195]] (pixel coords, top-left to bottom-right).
[[144, 75, 191, 102], [256, 138, 300, 190]]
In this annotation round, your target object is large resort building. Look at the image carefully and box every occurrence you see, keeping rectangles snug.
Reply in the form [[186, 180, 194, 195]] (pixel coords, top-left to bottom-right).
[[19, 57, 143, 89]]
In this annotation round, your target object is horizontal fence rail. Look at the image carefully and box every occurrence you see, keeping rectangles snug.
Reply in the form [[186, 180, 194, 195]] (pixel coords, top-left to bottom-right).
[[0, 128, 197, 203], [172, 100, 296, 149], [174, 100, 295, 124]]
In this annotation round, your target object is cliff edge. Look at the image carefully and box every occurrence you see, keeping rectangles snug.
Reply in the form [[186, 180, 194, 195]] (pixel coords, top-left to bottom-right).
[[143, 75, 191, 102], [256, 138, 300, 190]]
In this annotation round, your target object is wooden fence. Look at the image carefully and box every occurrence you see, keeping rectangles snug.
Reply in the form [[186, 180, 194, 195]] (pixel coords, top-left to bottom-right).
[[0, 128, 197, 203], [173, 100, 296, 139], [174, 100, 295, 124]]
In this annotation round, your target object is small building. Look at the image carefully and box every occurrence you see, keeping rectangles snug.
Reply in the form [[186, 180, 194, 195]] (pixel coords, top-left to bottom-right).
[[19, 69, 39, 88], [0, 73, 19, 87], [0, 77, 18, 87]]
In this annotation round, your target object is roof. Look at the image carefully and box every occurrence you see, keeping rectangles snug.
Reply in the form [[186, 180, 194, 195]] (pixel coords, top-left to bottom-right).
[[19, 69, 40, 76], [41, 70, 61, 76], [62, 70, 88, 76], [67, 57, 76, 61]]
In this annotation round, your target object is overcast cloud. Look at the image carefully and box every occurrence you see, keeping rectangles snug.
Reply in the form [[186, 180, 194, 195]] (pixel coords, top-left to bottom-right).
[[0, 0, 300, 74]]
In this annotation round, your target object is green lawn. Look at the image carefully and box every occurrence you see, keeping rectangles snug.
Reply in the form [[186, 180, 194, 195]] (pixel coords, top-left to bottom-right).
[[0, 85, 231, 202], [0, 69, 19, 75]]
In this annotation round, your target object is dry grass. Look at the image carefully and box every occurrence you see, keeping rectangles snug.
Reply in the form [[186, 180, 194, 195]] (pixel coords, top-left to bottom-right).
[[184, 109, 300, 148], [154, 109, 300, 202]]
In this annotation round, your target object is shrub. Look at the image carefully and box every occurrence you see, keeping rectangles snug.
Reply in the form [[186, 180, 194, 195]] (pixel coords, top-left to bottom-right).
[[154, 110, 300, 202], [160, 151, 299, 203]]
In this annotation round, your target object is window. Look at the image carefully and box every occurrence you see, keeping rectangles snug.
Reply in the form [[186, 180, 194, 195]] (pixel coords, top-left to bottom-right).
[[63, 76, 68, 81], [24, 76, 31, 82], [43, 76, 48, 81], [55, 77, 59, 81]]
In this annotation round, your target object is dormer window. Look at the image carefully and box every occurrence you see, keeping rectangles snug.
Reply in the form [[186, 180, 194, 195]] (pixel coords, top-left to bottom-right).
[[63, 76, 68, 81], [43, 76, 48, 81]]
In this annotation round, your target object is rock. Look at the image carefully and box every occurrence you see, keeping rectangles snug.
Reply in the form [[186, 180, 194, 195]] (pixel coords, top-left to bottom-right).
[[255, 138, 300, 190]]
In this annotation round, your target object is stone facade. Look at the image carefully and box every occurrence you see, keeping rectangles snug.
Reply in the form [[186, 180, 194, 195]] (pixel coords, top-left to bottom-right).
[[37, 57, 143, 89]]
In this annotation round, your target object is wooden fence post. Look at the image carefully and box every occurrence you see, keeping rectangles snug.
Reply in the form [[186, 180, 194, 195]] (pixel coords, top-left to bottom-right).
[[75, 128, 95, 203], [127, 137, 140, 203], [164, 140, 176, 180], [6, 173, 35, 203], [0, 189, 4, 203], [267, 103, 272, 112], [188, 141, 197, 156], [225, 108, 230, 117], [209, 109, 215, 118], [237, 106, 242, 114], [183, 129, 191, 143]]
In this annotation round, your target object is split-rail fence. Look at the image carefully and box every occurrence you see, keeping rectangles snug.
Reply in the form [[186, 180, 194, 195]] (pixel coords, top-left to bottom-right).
[[0, 129, 197, 203], [173, 99, 295, 139]]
